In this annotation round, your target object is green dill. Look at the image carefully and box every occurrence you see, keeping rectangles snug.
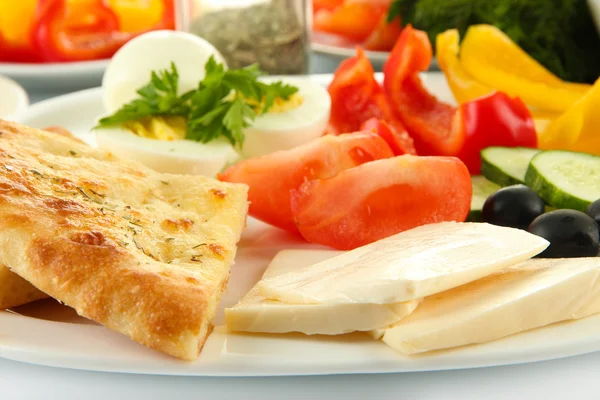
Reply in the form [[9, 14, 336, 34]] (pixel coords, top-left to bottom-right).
[[192, 243, 207, 249], [128, 220, 145, 228], [76, 187, 102, 204], [69, 150, 76, 156], [190, 255, 203, 262], [160, 180, 170, 185], [89, 189, 106, 198], [388, 0, 600, 83]]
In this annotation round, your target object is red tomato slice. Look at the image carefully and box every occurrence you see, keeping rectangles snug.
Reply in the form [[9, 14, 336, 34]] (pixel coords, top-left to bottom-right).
[[218, 132, 394, 233], [33, 0, 127, 62], [383, 25, 465, 156], [314, 3, 386, 42], [291, 155, 472, 250], [328, 47, 417, 154], [457, 92, 537, 174], [360, 118, 415, 156], [363, 14, 402, 51]]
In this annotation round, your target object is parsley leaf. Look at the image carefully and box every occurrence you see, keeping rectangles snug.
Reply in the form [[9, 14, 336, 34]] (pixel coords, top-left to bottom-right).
[[96, 56, 300, 147], [97, 62, 190, 126]]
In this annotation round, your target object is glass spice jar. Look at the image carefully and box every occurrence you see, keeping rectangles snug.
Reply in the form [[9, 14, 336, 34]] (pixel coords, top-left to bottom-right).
[[182, 0, 311, 75]]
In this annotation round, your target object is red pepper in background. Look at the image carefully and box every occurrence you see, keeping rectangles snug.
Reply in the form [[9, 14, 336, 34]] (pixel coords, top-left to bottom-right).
[[363, 13, 402, 51], [458, 92, 537, 174], [314, 2, 387, 42], [0, 32, 41, 62], [32, 0, 126, 62], [383, 25, 466, 156], [328, 47, 416, 155]]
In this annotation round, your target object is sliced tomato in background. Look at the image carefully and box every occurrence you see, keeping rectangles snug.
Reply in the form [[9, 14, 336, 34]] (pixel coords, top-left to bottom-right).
[[328, 48, 417, 154], [363, 14, 402, 51], [457, 92, 537, 174], [314, 3, 386, 42], [218, 132, 394, 233], [291, 155, 472, 250], [384, 25, 465, 156], [360, 118, 415, 155], [32, 0, 128, 62]]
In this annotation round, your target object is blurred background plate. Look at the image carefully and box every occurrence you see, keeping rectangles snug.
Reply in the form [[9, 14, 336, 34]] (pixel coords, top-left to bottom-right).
[[311, 31, 389, 70], [0, 74, 29, 119], [0, 59, 108, 93]]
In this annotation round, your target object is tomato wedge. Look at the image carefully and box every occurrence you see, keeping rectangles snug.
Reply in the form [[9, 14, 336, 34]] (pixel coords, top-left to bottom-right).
[[32, 0, 128, 62], [314, 3, 386, 42], [359, 118, 415, 156], [328, 47, 417, 154], [218, 132, 394, 233], [383, 25, 465, 156], [291, 155, 472, 250]]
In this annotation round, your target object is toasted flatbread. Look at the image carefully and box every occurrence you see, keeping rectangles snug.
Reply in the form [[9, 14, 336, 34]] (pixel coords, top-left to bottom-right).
[[0, 120, 248, 360], [0, 126, 83, 309]]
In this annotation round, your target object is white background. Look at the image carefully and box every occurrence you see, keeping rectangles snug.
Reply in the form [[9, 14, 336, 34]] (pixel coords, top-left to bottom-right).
[[3, 351, 600, 400]]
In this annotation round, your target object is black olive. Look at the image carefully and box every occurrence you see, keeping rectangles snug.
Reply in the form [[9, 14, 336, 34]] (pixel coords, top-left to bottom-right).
[[528, 209, 599, 258], [585, 199, 600, 235], [482, 184, 545, 230]]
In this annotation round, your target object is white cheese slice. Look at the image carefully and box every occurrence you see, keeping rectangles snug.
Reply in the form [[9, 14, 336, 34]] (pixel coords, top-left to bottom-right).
[[381, 257, 600, 354], [225, 249, 420, 335], [258, 222, 549, 305]]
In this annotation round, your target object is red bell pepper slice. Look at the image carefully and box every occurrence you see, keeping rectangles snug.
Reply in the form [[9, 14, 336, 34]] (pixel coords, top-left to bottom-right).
[[32, 0, 127, 62], [457, 92, 537, 174], [383, 25, 465, 156], [328, 47, 416, 155]]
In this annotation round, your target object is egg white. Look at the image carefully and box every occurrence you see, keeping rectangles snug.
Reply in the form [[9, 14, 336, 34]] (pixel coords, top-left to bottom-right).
[[102, 30, 227, 114], [95, 126, 239, 177], [241, 77, 331, 158]]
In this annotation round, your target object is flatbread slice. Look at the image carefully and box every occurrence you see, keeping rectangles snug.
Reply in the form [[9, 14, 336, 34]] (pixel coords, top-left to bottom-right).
[[0, 126, 84, 309], [0, 120, 248, 360]]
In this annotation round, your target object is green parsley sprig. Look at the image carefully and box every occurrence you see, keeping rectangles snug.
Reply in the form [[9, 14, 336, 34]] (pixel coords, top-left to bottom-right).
[[96, 56, 298, 147]]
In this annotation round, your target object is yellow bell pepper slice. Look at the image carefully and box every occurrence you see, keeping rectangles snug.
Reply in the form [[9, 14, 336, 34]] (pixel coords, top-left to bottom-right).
[[107, 0, 164, 33], [540, 78, 600, 152], [460, 24, 591, 113], [435, 29, 494, 104]]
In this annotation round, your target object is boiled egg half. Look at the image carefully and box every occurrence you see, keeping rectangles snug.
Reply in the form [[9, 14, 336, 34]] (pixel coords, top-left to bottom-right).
[[241, 76, 331, 159], [97, 30, 238, 177]]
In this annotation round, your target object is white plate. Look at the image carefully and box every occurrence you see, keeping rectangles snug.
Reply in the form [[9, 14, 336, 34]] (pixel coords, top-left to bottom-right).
[[0, 60, 108, 92], [4, 73, 600, 377], [0, 75, 29, 119]]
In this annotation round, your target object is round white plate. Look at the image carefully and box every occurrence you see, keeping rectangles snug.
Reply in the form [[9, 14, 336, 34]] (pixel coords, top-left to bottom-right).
[[0, 59, 108, 92], [0, 75, 29, 119], [5, 73, 600, 376]]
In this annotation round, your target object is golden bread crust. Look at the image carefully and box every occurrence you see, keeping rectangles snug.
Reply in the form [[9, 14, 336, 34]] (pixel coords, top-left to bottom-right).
[[0, 120, 248, 360]]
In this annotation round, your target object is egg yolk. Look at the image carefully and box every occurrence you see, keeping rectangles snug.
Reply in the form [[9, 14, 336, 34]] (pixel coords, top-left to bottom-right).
[[124, 116, 187, 141], [125, 93, 303, 140]]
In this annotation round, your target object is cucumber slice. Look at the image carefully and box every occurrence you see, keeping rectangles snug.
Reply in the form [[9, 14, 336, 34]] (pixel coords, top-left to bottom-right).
[[468, 176, 501, 222], [525, 150, 600, 211], [481, 147, 540, 186]]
